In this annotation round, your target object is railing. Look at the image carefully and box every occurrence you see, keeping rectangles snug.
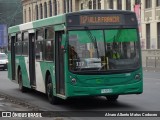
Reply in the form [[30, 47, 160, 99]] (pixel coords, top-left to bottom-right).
[[146, 56, 160, 68]]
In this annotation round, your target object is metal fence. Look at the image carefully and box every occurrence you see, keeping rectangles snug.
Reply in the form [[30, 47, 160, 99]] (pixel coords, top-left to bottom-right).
[[146, 56, 160, 68]]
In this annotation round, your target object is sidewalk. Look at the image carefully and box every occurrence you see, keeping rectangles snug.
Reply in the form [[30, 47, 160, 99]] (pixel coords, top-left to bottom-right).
[[143, 67, 160, 72]]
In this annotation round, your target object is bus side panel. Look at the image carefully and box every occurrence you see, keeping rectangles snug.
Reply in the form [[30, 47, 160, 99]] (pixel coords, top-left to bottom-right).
[[35, 61, 47, 93], [17, 56, 31, 88], [7, 52, 12, 80], [36, 61, 55, 94]]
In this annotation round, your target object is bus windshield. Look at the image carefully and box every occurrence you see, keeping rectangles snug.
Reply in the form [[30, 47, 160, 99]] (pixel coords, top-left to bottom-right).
[[68, 29, 140, 72]]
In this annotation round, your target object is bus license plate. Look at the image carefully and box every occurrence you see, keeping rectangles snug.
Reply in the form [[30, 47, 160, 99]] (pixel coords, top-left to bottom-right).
[[101, 89, 113, 93]]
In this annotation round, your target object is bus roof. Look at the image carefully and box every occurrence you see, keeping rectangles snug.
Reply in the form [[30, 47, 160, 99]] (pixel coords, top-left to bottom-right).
[[66, 10, 137, 28], [8, 14, 66, 34], [8, 10, 136, 34], [66, 9, 135, 16]]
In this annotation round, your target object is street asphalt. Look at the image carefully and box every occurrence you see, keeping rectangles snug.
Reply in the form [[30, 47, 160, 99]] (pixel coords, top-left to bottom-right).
[[0, 96, 29, 111]]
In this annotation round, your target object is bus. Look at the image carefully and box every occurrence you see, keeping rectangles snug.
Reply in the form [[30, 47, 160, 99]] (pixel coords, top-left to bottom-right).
[[8, 10, 143, 104]]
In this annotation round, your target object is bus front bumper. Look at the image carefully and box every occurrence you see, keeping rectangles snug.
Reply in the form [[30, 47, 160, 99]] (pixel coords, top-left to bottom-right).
[[66, 81, 143, 97]]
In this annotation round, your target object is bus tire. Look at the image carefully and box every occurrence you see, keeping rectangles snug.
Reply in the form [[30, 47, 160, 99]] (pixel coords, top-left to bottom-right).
[[18, 70, 27, 92], [106, 95, 119, 102], [47, 75, 60, 105]]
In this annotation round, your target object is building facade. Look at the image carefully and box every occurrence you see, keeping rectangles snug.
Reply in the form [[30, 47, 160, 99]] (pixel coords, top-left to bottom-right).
[[22, 0, 160, 51], [22, 0, 78, 22]]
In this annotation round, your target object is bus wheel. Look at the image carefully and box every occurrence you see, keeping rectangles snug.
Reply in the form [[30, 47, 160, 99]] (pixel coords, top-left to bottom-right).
[[47, 75, 59, 105], [106, 95, 119, 102], [18, 70, 27, 92]]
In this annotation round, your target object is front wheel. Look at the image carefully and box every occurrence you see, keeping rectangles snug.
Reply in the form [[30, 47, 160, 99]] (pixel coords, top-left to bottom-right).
[[106, 95, 119, 102], [47, 75, 60, 105]]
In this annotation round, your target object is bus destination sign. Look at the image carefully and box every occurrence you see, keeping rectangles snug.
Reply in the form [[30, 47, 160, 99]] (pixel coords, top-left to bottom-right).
[[80, 16, 120, 25], [80, 15, 121, 25], [67, 14, 127, 27]]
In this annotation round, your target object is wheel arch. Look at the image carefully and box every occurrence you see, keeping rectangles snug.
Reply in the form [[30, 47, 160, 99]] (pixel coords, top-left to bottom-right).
[[45, 70, 51, 93], [17, 65, 21, 83]]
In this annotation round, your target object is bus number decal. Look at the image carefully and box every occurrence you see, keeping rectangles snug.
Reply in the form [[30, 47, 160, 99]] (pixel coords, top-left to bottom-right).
[[76, 62, 84, 67]]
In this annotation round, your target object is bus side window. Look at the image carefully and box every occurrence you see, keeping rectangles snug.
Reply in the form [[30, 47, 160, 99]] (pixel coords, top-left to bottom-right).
[[8, 36, 11, 52], [22, 32, 29, 55], [36, 28, 44, 60], [44, 27, 54, 61], [15, 33, 22, 55]]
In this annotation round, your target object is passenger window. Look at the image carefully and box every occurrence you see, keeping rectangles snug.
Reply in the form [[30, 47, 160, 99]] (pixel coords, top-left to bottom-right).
[[44, 27, 54, 61], [15, 33, 22, 55], [36, 29, 44, 60], [22, 32, 28, 55]]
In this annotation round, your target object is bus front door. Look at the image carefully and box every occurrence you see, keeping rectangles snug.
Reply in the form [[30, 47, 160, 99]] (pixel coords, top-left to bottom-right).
[[29, 33, 36, 88], [55, 31, 65, 95]]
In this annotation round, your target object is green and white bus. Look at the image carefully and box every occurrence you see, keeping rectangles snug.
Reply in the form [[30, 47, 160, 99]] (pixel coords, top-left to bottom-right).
[[8, 10, 143, 104]]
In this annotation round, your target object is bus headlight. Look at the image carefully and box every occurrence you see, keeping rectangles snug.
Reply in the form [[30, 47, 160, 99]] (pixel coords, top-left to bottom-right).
[[135, 74, 141, 80], [71, 78, 77, 84]]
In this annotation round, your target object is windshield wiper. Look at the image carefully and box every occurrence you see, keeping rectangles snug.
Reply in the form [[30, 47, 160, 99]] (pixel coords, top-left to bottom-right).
[[114, 29, 122, 42], [84, 26, 100, 58]]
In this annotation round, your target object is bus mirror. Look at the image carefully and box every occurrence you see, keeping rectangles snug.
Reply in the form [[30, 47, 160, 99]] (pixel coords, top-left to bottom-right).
[[61, 34, 67, 52]]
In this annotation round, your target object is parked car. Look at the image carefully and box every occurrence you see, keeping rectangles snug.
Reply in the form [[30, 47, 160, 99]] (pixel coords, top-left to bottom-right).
[[0, 53, 8, 70]]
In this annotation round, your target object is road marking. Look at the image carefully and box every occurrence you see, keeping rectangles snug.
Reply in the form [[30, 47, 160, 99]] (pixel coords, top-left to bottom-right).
[[144, 77, 160, 80]]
